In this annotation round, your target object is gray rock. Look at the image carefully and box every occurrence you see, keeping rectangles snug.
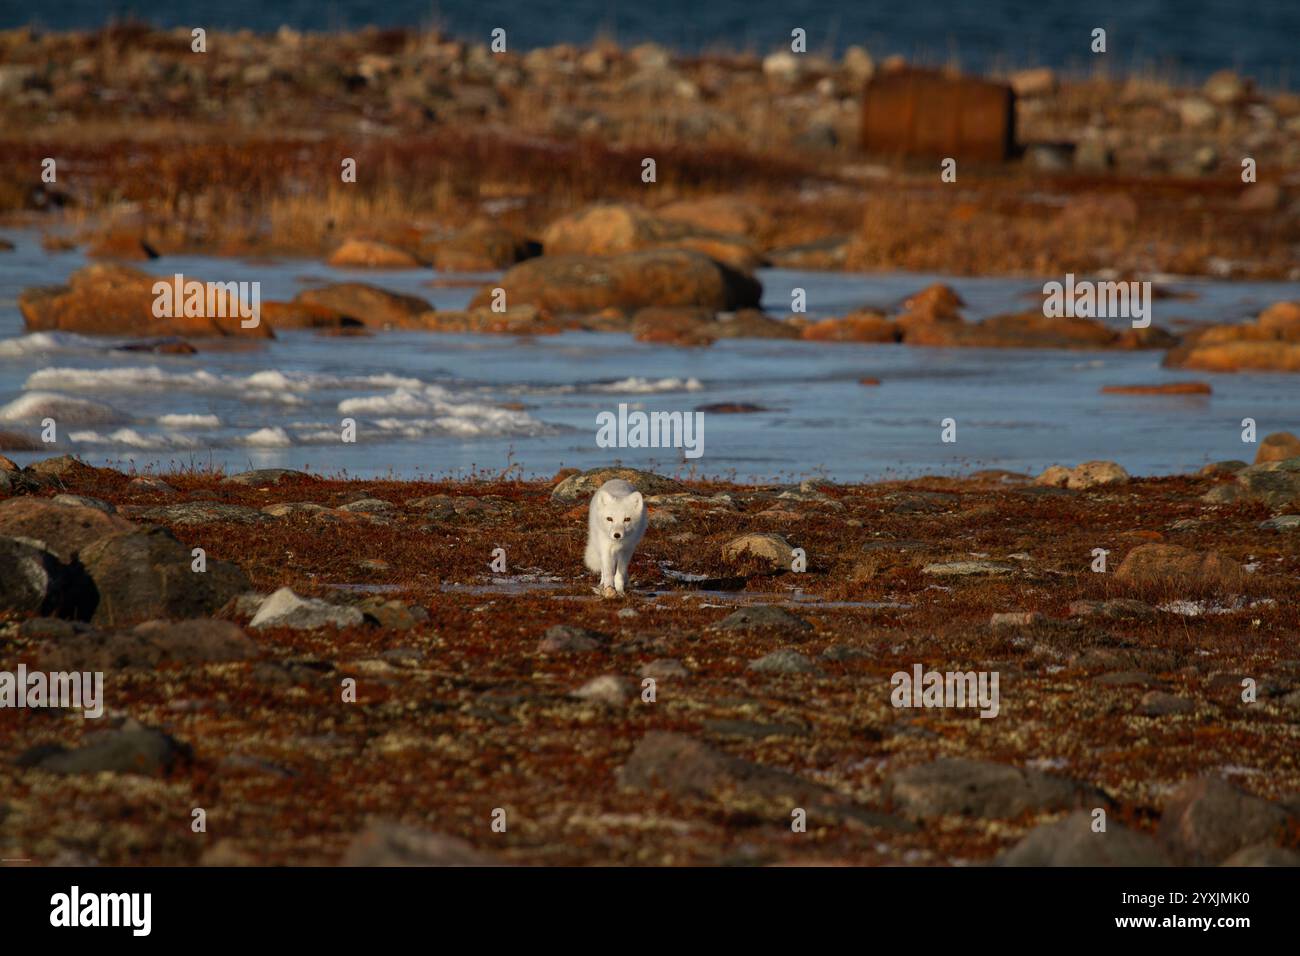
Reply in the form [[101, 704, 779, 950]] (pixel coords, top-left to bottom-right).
[[618, 731, 911, 830], [80, 527, 252, 627], [1221, 842, 1300, 866], [571, 674, 632, 706], [29, 723, 189, 776], [887, 757, 1101, 820], [550, 467, 684, 503], [139, 501, 270, 525], [40, 618, 257, 669], [714, 605, 812, 635], [249, 587, 364, 631], [51, 494, 116, 514], [341, 822, 499, 866], [999, 811, 1171, 866], [220, 468, 316, 486], [748, 649, 819, 674], [1159, 777, 1292, 863], [538, 624, 611, 653], [721, 532, 795, 569], [337, 498, 393, 513], [1235, 461, 1300, 508], [0, 535, 93, 618], [1261, 515, 1300, 532], [639, 658, 688, 679], [921, 560, 1016, 577], [1139, 691, 1196, 716], [1068, 598, 1157, 619]]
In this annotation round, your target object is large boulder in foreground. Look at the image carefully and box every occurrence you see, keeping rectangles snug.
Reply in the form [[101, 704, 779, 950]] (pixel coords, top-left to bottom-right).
[[0, 535, 95, 618], [471, 249, 762, 315], [79, 527, 252, 626], [19, 264, 273, 338], [0, 497, 136, 562]]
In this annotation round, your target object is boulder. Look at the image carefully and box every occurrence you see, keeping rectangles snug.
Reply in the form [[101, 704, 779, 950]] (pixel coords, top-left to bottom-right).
[[248, 586, 364, 630], [1114, 543, 1244, 590], [289, 283, 432, 329], [79, 527, 252, 626], [19, 264, 272, 338], [542, 202, 761, 269], [327, 238, 425, 268], [1256, 432, 1300, 464], [999, 812, 1171, 866], [472, 249, 762, 315], [1034, 460, 1129, 490], [0, 497, 136, 562], [721, 532, 796, 569], [801, 312, 899, 343], [430, 222, 539, 272], [886, 757, 1101, 820], [0, 535, 95, 618], [341, 822, 499, 866], [1159, 777, 1291, 864], [40, 618, 258, 669], [550, 467, 684, 503]]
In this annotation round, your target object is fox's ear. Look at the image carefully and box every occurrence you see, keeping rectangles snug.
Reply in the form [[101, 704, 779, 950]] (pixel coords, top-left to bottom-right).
[[630, 492, 643, 509]]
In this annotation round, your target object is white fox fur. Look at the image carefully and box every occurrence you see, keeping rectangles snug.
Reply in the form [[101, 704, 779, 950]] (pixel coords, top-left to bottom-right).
[[584, 479, 647, 596]]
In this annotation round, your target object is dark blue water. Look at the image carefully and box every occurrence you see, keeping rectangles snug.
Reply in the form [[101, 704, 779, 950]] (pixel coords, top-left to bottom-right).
[[7, 0, 1297, 86]]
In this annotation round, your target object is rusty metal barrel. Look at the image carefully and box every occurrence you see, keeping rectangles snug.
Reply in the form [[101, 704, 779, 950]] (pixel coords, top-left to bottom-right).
[[860, 68, 1017, 162]]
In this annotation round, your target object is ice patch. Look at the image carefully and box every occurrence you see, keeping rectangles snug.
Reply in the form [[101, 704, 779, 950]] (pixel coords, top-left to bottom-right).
[[243, 426, 293, 447], [158, 413, 221, 428], [69, 428, 201, 449], [0, 332, 108, 356], [0, 391, 127, 425]]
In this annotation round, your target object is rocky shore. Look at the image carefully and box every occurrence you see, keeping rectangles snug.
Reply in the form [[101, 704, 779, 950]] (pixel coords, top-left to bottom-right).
[[3, 448, 1300, 866], [2, 24, 1298, 280]]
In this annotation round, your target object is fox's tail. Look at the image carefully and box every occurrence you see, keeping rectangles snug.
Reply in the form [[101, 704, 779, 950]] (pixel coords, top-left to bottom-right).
[[583, 536, 602, 573]]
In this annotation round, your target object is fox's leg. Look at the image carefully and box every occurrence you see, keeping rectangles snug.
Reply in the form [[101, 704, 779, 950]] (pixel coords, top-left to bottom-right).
[[614, 550, 630, 594], [599, 547, 615, 595]]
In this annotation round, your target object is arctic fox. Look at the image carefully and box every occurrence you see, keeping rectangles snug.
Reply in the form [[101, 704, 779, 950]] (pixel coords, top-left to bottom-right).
[[584, 479, 647, 597]]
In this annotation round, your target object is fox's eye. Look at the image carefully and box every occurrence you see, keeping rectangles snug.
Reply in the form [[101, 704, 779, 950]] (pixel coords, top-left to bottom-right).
[[624, 517, 631, 522], [606, 516, 613, 521]]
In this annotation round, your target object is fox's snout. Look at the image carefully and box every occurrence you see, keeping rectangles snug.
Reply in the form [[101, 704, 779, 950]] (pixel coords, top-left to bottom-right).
[[612, 530, 623, 539]]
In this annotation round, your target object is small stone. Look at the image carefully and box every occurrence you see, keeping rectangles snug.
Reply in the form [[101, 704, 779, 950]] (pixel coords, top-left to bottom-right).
[[341, 822, 498, 866], [572, 674, 631, 706], [714, 605, 812, 634], [639, 658, 688, 680], [886, 758, 1100, 820], [1139, 691, 1196, 716], [990, 611, 1044, 628], [249, 587, 364, 630], [748, 649, 819, 674], [538, 624, 610, 653]]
